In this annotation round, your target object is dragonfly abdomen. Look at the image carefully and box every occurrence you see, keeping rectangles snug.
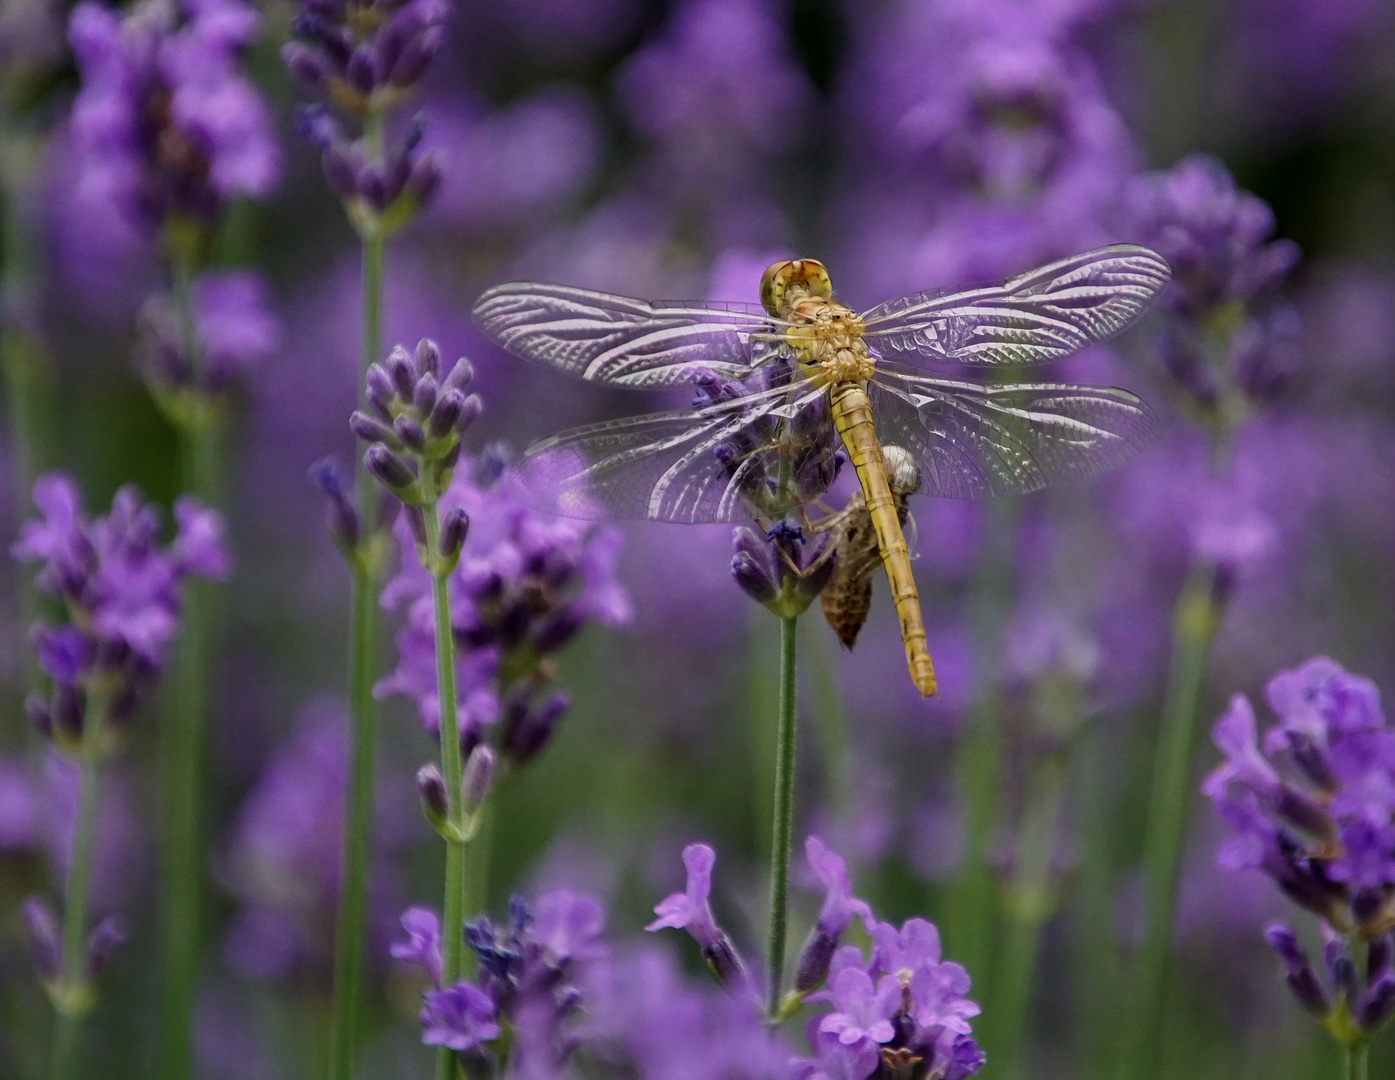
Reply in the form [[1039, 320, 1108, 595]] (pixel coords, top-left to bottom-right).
[[829, 383, 937, 698]]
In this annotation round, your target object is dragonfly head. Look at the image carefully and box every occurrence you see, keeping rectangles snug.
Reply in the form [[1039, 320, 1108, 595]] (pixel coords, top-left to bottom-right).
[[760, 258, 834, 318]]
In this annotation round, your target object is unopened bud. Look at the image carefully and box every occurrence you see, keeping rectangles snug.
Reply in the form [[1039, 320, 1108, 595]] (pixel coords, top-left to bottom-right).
[[439, 507, 469, 565], [533, 609, 581, 655], [414, 338, 442, 379], [364, 444, 417, 495], [462, 745, 495, 810], [309, 457, 361, 552], [793, 929, 839, 994], [25, 695, 52, 740], [503, 692, 569, 763], [702, 934, 751, 994], [346, 45, 378, 95], [394, 414, 427, 452], [442, 356, 474, 394], [350, 411, 398, 446], [1265, 923, 1332, 1017], [413, 373, 438, 418], [365, 363, 397, 419], [85, 915, 126, 977], [429, 390, 465, 438], [22, 896, 60, 981], [386, 346, 415, 399], [1359, 973, 1395, 1031], [416, 763, 449, 830], [457, 393, 483, 433]]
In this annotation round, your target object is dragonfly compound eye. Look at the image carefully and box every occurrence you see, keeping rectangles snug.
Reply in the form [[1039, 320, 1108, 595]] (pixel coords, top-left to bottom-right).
[[760, 258, 835, 317]]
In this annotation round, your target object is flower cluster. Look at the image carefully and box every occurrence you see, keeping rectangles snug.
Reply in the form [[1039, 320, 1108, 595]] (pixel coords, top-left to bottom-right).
[[282, 0, 447, 117], [67, 0, 280, 243], [374, 445, 630, 766], [731, 522, 837, 620], [1205, 656, 1395, 1043], [1124, 155, 1303, 418], [391, 890, 605, 1068], [284, 0, 447, 235], [136, 269, 279, 397], [648, 839, 985, 1080], [11, 474, 229, 754]]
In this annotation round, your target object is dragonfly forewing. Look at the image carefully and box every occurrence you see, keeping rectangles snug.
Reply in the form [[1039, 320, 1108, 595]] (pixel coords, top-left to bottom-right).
[[471, 282, 782, 388], [860, 244, 1171, 368]]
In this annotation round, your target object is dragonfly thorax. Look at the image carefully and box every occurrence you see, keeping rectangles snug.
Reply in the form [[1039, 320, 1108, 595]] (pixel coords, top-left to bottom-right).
[[761, 257, 876, 385]]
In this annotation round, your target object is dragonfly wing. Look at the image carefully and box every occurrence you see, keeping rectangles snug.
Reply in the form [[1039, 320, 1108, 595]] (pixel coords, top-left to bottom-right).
[[861, 245, 1171, 367], [472, 282, 778, 388], [510, 384, 834, 523], [867, 371, 1160, 500]]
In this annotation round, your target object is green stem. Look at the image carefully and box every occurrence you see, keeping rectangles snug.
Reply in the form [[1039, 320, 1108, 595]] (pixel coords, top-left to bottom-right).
[[1074, 722, 1122, 1078], [764, 615, 798, 1018], [422, 467, 468, 1080], [1344, 1044, 1369, 1080], [1118, 564, 1220, 1080], [987, 743, 1069, 1079], [326, 105, 387, 1080], [159, 253, 220, 1080], [49, 697, 109, 1080]]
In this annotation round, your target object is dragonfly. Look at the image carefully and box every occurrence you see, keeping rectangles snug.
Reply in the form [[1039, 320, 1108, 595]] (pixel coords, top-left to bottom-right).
[[472, 244, 1170, 698]]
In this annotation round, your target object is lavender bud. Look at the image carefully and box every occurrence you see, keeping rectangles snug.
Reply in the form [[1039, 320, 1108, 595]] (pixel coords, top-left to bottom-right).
[[439, 507, 469, 564], [1354, 888, 1384, 927], [404, 505, 428, 549], [442, 356, 474, 394], [394, 414, 427, 452], [504, 692, 569, 763], [25, 694, 52, 740], [281, 41, 328, 88], [457, 393, 484, 433], [1275, 787, 1335, 841], [1359, 973, 1395, 1031], [357, 160, 389, 210], [389, 24, 443, 86], [406, 151, 442, 206], [53, 685, 83, 742], [1326, 939, 1359, 1004], [1265, 923, 1331, 1017], [292, 103, 339, 150], [386, 346, 415, 399], [462, 744, 496, 810], [22, 896, 60, 981], [346, 44, 378, 95], [416, 763, 449, 830], [413, 373, 438, 418], [350, 410, 398, 446], [365, 363, 397, 419], [1368, 936, 1393, 987], [533, 610, 581, 655], [309, 457, 361, 551], [702, 933, 751, 994], [429, 390, 465, 438], [414, 338, 441, 379], [364, 444, 417, 495], [84, 915, 126, 977], [794, 928, 839, 993]]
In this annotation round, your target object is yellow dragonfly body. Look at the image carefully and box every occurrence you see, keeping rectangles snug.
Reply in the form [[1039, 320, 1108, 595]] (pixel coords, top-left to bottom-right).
[[473, 245, 1170, 698]]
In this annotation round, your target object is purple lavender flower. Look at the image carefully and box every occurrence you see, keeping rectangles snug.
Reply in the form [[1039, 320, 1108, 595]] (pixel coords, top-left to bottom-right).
[[390, 906, 443, 986], [375, 417, 630, 759], [282, 0, 448, 115], [1124, 155, 1301, 415], [67, 0, 279, 242], [1205, 656, 1395, 1036], [12, 474, 228, 746], [646, 842, 751, 993], [795, 837, 872, 993], [791, 854, 983, 1080], [731, 522, 836, 618], [137, 270, 280, 394], [421, 981, 499, 1051]]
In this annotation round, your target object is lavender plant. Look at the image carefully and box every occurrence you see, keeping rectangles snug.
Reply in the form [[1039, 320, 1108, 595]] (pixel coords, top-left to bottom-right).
[[1118, 154, 1305, 1080], [11, 474, 227, 1078], [65, 3, 280, 1071], [284, 1, 446, 1069], [1205, 657, 1395, 1079]]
